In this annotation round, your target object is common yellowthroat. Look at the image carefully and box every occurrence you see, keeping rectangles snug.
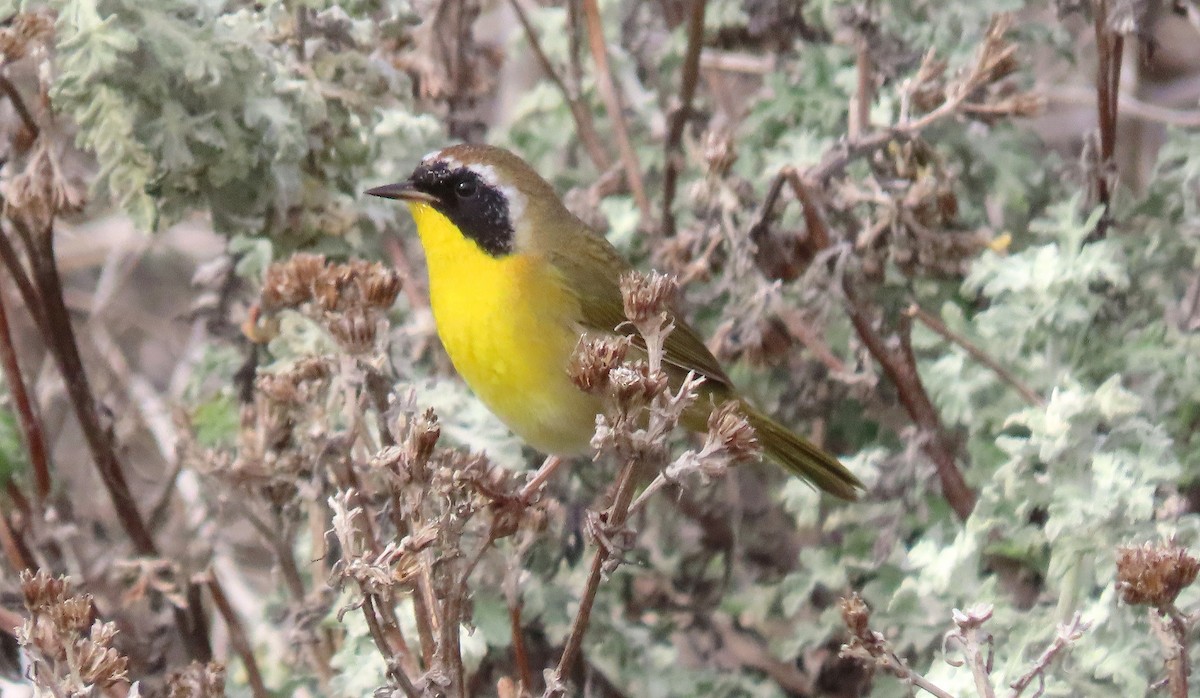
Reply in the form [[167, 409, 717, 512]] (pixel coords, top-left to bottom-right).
[[367, 145, 862, 499]]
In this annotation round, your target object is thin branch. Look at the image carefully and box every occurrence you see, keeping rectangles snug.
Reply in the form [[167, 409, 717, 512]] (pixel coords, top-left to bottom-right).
[[1007, 613, 1087, 698], [579, 0, 651, 219], [0, 225, 49, 338], [1092, 0, 1123, 209], [0, 506, 35, 572], [206, 575, 269, 698], [0, 74, 39, 140], [362, 594, 421, 698], [508, 0, 612, 172], [659, 0, 706, 237], [906, 303, 1044, 407], [20, 218, 161, 555], [782, 173, 976, 519], [1151, 606, 1191, 698], [1045, 86, 1200, 128], [0, 283, 51, 502], [547, 453, 643, 695], [509, 598, 534, 691], [849, 42, 872, 141]]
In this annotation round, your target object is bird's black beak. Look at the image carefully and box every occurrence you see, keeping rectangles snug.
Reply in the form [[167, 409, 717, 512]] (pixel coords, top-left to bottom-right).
[[365, 181, 438, 204]]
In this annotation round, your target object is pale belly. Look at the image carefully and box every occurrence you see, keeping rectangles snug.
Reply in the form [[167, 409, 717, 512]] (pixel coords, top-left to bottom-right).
[[427, 253, 601, 455]]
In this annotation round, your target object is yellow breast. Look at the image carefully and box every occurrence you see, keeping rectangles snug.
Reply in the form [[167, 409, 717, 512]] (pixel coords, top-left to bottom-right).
[[407, 202, 600, 454]]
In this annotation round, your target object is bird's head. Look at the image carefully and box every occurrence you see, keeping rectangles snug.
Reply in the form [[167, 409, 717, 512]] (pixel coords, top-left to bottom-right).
[[367, 144, 564, 257]]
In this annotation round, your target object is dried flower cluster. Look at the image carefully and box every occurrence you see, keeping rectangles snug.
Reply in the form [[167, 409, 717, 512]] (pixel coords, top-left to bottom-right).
[[258, 253, 402, 354], [166, 661, 226, 698], [16, 570, 131, 694], [1116, 541, 1200, 608]]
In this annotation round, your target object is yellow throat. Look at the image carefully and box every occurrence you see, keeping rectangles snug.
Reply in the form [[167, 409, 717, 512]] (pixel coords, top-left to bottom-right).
[[406, 201, 600, 454]]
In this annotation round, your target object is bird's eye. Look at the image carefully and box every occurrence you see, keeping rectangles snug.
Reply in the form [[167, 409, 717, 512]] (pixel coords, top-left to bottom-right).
[[455, 179, 478, 199]]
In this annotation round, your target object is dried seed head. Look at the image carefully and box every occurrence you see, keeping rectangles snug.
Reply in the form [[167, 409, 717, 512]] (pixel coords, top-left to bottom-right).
[[1116, 541, 1200, 607], [167, 661, 227, 698], [358, 266, 403, 309], [620, 271, 678, 325], [21, 570, 69, 613], [609, 361, 669, 412], [327, 309, 378, 354], [840, 593, 872, 641], [705, 401, 762, 464], [48, 596, 96, 634], [74, 641, 129, 687], [262, 254, 325, 310], [0, 11, 54, 62], [568, 335, 630, 393], [289, 253, 328, 288], [411, 408, 441, 464], [291, 356, 331, 383], [702, 130, 737, 177], [311, 269, 343, 312]]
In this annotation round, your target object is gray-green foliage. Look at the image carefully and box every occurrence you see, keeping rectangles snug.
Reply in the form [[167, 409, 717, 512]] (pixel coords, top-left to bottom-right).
[[36, 0, 1200, 694]]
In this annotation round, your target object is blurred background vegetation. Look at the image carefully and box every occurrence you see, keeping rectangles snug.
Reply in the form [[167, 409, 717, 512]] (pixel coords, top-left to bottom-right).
[[0, 0, 1199, 696]]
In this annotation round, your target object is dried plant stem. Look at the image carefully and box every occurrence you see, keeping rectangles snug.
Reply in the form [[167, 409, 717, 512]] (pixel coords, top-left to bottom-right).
[[1150, 607, 1190, 698], [509, 599, 534, 690], [659, 0, 706, 237], [0, 283, 51, 502], [206, 575, 269, 698], [579, 0, 651, 219], [1007, 613, 1087, 698], [1046, 86, 1200, 128], [519, 454, 565, 502], [0, 605, 22, 639], [1092, 0, 1123, 209], [363, 594, 421, 698], [850, 301, 975, 519], [906, 303, 1044, 407], [849, 43, 872, 141], [0, 506, 35, 572], [21, 222, 158, 554], [0, 228, 48, 338], [508, 0, 612, 172], [0, 74, 39, 139], [548, 454, 643, 694]]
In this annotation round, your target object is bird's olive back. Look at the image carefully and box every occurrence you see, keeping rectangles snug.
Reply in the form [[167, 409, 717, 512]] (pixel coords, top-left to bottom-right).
[[407, 161, 515, 257]]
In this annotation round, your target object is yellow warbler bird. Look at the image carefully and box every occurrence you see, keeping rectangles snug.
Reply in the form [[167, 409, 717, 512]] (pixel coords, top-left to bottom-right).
[[367, 144, 862, 499]]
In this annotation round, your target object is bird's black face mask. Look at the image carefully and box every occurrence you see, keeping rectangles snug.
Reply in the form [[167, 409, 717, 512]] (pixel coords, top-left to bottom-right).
[[405, 161, 515, 257]]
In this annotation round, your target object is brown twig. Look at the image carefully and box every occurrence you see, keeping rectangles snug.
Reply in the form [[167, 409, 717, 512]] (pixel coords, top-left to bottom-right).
[[850, 43, 873, 141], [858, 303, 975, 519], [12, 216, 214, 661], [0, 506, 35, 572], [780, 172, 976, 519], [547, 454, 642, 695], [906, 303, 1044, 407], [0, 225, 49, 338], [1045, 87, 1200, 128], [1151, 606, 1191, 698], [509, 599, 534, 692], [659, 0, 706, 237], [841, 594, 957, 698], [362, 594, 421, 698], [579, 0, 651, 219], [0, 283, 51, 502], [206, 575, 269, 698], [20, 219, 161, 555], [0, 74, 39, 140], [1007, 612, 1087, 698], [508, 0, 612, 173], [1092, 0, 1123, 210]]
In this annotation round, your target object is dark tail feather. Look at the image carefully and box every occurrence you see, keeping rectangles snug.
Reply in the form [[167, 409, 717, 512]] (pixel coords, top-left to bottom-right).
[[743, 404, 862, 500]]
